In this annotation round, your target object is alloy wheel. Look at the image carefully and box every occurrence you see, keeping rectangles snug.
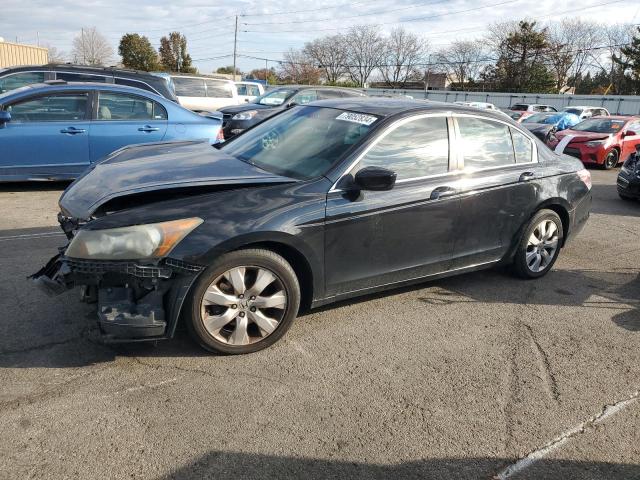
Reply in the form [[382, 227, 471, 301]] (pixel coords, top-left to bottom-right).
[[200, 266, 287, 345], [525, 219, 559, 273], [605, 151, 617, 169]]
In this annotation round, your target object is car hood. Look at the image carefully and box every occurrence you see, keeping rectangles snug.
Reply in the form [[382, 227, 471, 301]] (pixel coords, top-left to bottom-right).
[[218, 103, 277, 114], [59, 140, 294, 219], [555, 130, 611, 143]]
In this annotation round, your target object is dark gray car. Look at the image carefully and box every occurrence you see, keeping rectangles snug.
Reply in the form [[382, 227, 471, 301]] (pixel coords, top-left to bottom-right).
[[32, 99, 592, 355]]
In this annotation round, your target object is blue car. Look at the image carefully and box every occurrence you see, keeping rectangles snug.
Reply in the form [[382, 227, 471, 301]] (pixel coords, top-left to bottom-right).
[[0, 82, 223, 181]]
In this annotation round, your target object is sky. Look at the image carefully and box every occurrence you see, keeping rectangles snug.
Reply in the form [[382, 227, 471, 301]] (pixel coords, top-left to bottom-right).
[[2, 0, 637, 74]]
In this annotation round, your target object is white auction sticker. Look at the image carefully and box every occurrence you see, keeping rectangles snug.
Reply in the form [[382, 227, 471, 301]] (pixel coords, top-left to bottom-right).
[[336, 112, 378, 126]]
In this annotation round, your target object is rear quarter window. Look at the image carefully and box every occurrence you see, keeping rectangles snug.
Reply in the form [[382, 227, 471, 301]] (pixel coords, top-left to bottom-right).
[[173, 77, 206, 97]]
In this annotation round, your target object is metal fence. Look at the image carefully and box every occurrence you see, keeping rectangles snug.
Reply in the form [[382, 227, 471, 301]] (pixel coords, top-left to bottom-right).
[[363, 88, 640, 115]]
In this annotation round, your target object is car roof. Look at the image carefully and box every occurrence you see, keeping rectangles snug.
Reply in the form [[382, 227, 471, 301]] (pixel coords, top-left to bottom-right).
[[170, 74, 234, 83], [1, 63, 166, 80], [0, 82, 167, 101], [592, 115, 634, 120], [564, 106, 606, 109], [305, 97, 514, 119]]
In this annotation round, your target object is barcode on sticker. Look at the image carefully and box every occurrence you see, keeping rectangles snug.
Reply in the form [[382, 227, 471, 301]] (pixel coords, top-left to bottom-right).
[[336, 112, 377, 126]]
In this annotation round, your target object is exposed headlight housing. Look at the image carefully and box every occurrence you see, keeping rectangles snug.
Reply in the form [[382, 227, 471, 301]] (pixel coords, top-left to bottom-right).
[[232, 110, 258, 121], [65, 218, 203, 260]]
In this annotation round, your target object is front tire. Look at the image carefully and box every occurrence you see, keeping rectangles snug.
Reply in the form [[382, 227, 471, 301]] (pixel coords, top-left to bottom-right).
[[512, 209, 564, 279], [185, 249, 300, 354], [603, 150, 619, 170]]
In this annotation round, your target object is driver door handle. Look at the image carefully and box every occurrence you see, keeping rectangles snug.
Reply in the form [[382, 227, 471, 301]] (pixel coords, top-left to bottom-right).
[[138, 125, 159, 132], [430, 186, 457, 200], [519, 171, 536, 182], [60, 127, 86, 134]]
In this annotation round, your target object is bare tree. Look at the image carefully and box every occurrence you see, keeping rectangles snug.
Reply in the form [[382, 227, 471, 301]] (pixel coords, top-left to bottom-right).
[[379, 27, 428, 87], [303, 35, 348, 84], [44, 45, 66, 63], [435, 40, 486, 86], [279, 49, 321, 84], [344, 25, 386, 87], [591, 23, 634, 93], [71, 27, 113, 66]]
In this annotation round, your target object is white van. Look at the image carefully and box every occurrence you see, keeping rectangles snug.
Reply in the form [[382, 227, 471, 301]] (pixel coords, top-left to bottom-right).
[[235, 81, 265, 103], [171, 75, 239, 112]]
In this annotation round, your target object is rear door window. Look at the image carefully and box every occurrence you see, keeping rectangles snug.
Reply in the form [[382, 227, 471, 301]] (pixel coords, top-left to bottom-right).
[[205, 79, 233, 98], [97, 92, 167, 120], [173, 77, 206, 97], [457, 116, 515, 169], [359, 116, 450, 179], [7, 93, 88, 122], [510, 128, 534, 163], [0, 71, 46, 93], [114, 78, 155, 94]]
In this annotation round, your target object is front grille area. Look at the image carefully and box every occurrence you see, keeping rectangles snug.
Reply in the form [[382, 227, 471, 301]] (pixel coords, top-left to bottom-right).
[[164, 258, 204, 274], [564, 147, 582, 160], [67, 259, 173, 278]]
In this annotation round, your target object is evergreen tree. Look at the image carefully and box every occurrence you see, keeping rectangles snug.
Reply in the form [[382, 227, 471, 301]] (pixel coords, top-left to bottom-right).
[[118, 34, 158, 71]]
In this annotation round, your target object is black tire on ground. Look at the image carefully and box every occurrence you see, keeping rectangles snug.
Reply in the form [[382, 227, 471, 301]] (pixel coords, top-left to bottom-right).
[[619, 193, 634, 201], [512, 209, 564, 280], [185, 248, 301, 354], [603, 150, 619, 170]]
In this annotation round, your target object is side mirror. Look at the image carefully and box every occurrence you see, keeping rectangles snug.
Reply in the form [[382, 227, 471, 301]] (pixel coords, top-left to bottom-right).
[[244, 98, 250, 103], [0, 110, 11, 126], [286, 101, 297, 109], [354, 167, 397, 191]]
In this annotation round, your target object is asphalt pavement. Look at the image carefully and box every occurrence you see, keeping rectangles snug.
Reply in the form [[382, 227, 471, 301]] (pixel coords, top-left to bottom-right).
[[0, 169, 638, 480]]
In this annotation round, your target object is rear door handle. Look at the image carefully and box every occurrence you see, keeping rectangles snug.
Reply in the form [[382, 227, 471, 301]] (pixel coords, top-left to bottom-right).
[[138, 125, 159, 132], [519, 171, 536, 182], [430, 186, 457, 200], [60, 127, 86, 134]]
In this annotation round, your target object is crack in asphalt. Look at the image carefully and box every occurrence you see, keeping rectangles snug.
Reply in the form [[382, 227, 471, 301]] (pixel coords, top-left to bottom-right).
[[522, 323, 560, 403], [494, 390, 640, 479]]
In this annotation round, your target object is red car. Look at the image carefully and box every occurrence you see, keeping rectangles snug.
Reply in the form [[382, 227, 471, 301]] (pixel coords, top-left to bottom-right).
[[549, 116, 640, 169]]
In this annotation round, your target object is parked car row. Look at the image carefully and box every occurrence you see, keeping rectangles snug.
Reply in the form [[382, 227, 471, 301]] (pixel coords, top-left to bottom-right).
[[0, 64, 266, 114]]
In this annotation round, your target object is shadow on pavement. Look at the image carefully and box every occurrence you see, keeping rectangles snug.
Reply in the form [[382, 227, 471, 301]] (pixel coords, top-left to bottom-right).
[[1, 266, 638, 369], [590, 183, 640, 217], [156, 451, 640, 480]]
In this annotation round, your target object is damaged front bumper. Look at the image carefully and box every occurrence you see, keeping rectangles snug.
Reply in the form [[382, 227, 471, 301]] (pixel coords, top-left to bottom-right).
[[31, 249, 205, 343]]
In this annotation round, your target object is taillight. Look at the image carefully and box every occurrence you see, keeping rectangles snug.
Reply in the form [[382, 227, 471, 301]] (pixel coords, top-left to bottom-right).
[[216, 128, 224, 142], [577, 169, 592, 190]]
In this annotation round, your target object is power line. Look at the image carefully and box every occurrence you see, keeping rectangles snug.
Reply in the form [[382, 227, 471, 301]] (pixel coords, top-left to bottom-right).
[[242, 0, 450, 26]]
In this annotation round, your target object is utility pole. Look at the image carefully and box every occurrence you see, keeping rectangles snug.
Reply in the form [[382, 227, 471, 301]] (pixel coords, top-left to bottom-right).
[[232, 15, 238, 81], [265, 58, 268, 85], [424, 54, 432, 100]]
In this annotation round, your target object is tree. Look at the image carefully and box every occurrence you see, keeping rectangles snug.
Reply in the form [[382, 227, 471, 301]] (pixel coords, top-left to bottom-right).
[[248, 67, 278, 85], [44, 45, 65, 63], [279, 49, 321, 84], [613, 25, 640, 94], [159, 32, 196, 73], [379, 27, 428, 88], [344, 25, 386, 87], [547, 19, 602, 92], [488, 21, 555, 93], [118, 34, 158, 71], [71, 27, 113, 66], [216, 66, 242, 75], [303, 35, 348, 84], [435, 40, 485, 87]]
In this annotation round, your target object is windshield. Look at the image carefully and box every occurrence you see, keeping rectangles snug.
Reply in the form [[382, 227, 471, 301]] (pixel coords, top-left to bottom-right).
[[571, 118, 626, 134], [523, 113, 555, 123], [564, 108, 582, 115], [221, 106, 378, 180], [255, 88, 296, 106], [510, 104, 528, 111]]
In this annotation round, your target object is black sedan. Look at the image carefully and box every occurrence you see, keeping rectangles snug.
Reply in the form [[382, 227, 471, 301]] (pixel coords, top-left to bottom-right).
[[218, 86, 365, 139], [618, 144, 640, 201], [33, 99, 592, 354]]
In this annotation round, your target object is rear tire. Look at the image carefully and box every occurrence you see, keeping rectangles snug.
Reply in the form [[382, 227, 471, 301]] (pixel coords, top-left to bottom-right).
[[185, 248, 300, 354], [603, 150, 619, 170], [512, 209, 564, 279], [619, 193, 634, 201]]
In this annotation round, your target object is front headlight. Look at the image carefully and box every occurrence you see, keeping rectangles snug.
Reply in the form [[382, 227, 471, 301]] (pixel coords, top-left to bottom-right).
[[585, 140, 606, 147], [232, 110, 258, 121], [65, 218, 203, 260]]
